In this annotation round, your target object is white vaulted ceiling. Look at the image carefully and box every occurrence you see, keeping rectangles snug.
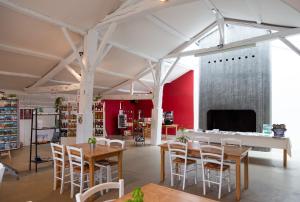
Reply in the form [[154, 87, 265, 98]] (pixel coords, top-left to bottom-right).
[[0, 0, 300, 95]]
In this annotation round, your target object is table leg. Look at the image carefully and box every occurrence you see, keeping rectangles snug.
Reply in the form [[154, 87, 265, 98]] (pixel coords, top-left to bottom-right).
[[89, 158, 95, 188], [236, 159, 241, 201], [118, 151, 123, 179], [283, 149, 287, 168], [160, 148, 165, 182], [244, 154, 249, 190]]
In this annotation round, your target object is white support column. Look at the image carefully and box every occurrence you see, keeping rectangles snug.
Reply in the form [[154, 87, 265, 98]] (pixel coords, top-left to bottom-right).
[[76, 30, 97, 143], [151, 60, 164, 145]]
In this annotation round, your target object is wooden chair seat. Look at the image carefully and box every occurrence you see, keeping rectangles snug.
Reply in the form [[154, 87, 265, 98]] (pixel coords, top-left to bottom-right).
[[56, 160, 70, 168], [204, 162, 230, 171], [73, 164, 90, 173], [173, 158, 196, 165], [96, 159, 118, 166]]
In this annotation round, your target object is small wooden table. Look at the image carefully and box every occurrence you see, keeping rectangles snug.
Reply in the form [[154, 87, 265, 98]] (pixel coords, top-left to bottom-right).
[[160, 143, 251, 201], [71, 143, 125, 188], [115, 183, 218, 202], [163, 124, 178, 140]]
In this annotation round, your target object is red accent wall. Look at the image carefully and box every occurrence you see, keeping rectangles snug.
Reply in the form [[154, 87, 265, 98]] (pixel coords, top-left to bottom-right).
[[104, 70, 194, 136], [162, 70, 194, 134]]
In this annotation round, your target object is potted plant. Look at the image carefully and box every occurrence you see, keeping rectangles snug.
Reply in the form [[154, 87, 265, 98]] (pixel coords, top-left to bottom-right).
[[126, 187, 144, 202], [176, 135, 190, 143], [88, 137, 96, 150]]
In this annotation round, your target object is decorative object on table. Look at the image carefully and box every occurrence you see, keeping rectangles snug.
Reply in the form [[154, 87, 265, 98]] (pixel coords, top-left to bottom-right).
[[88, 137, 96, 150], [272, 124, 286, 138], [126, 187, 144, 202], [263, 124, 272, 135]]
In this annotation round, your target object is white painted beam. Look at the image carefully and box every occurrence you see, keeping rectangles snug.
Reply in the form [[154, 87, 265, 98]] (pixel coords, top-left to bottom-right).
[[280, 37, 300, 56], [96, 68, 134, 79], [66, 65, 81, 81], [94, 0, 199, 29], [0, 70, 40, 79], [224, 18, 295, 31], [0, 0, 86, 35], [101, 93, 153, 100], [25, 83, 80, 93], [62, 27, 86, 70], [0, 43, 62, 61], [161, 57, 180, 86], [166, 27, 300, 58], [130, 82, 134, 95], [29, 50, 78, 87], [146, 14, 190, 41]]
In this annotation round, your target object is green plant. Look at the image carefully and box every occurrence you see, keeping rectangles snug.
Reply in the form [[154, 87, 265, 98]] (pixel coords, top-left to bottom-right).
[[126, 187, 144, 202], [176, 135, 190, 143], [88, 137, 96, 144], [54, 97, 64, 112]]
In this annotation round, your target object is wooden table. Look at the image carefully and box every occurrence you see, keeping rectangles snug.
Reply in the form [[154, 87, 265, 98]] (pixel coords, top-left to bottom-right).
[[160, 142, 251, 201], [115, 183, 218, 202], [71, 143, 125, 188], [162, 124, 178, 140]]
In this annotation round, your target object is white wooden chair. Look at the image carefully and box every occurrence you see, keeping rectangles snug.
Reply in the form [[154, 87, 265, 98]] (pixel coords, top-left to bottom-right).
[[95, 139, 125, 186], [167, 141, 197, 190], [199, 144, 231, 199], [96, 137, 110, 146], [0, 163, 5, 183], [188, 136, 210, 160], [50, 143, 70, 194], [67, 146, 102, 198], [75, 179, 124, 202]]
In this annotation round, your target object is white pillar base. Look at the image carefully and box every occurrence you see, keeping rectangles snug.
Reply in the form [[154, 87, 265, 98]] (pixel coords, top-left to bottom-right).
[[150, 108, 163, 145]]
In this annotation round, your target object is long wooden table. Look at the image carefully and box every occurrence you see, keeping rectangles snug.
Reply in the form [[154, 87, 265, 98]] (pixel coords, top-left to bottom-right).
[[115, 183, 218, 202], [71, 143, 125, 188], [160, 142, 251, 201]]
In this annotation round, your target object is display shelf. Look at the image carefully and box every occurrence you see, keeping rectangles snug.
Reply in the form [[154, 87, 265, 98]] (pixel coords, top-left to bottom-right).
[[59, 101, 78, 137], [0, 97, 19, 152], [93, 101, 105, 137]]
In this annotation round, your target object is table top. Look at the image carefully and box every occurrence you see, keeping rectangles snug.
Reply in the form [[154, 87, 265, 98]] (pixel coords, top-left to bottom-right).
[[71, 143, 124, 159], [115, 183, 217, 202], [160, 142, 251, 157]]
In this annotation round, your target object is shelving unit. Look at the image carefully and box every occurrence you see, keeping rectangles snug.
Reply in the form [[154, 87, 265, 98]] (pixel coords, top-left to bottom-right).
[[93, 101, 106, 137], [60, 102, 78, 137], [0, 98, 19, 158], [29, 108, 60, 172]]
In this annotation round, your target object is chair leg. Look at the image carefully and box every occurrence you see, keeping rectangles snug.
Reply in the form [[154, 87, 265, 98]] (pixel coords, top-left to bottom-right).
[[70, 173, 74, 198], [194, 164, 197, 185], [202, 168, 206, 195], [60, 168, 64, 194], [182, 165, 187, 190], [106, 166, 112, 192], [227, 169, 231, 192], [53, 165, 57, 191], [207, 170, 211, 188], [218, 171, 223, 199], [79, 173, 83, 194]]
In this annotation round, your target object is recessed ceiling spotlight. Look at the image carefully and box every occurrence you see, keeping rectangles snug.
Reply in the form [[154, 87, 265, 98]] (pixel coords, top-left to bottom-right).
[[160, 0, 168, 2]]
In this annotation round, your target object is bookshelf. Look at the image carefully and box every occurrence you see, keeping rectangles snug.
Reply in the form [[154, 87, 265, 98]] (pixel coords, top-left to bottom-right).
[[0, 97, 19, 158], [60, 102, 78, 137], [93, 101, 106, 137]]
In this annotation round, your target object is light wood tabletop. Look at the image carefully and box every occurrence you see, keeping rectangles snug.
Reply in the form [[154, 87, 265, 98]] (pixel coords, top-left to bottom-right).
[[160, 142, 251, 201], [71, 143, 125, 188], [115, 183, 218, 202]]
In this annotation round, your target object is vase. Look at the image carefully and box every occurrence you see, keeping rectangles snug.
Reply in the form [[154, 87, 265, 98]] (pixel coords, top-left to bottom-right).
[[89, 143, 96, 151]]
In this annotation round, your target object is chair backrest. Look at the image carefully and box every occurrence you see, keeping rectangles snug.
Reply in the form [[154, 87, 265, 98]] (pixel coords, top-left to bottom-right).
[[75, 179, 124, 202], [0, 163, 5, 183], [167, 141, 188, 161], [193, 136, 210, 145], [96, 137, 109, 146], [108, 139, 125, 149], [66, 146, 84, 173], [199, 145, 225, 171], [50, 143, 65, 165], [221, 138, 242, 147]]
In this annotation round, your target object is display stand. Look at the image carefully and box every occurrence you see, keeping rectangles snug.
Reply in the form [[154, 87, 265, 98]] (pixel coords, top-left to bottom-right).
[[93, 101, 106, 137], [29, 108, 60, 172]]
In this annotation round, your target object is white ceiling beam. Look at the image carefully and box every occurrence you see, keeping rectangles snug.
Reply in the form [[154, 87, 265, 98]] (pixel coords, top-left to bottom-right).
[[145, 14, 190, 41], [0, 0, 86, 35], [167, 21, 217, 56], [94, 0, 199, 30], [66, 65, 81, 81], [166, 27, 300, 58], [279, 37, 300, 56], [29, 50, 79, 88], [224, 18, 295, 31], [96, 68, 134, 79], [0, 43, 62, 61], [101, 93, 153, 100], [0, 70, 40, 79], [161, 57, 180, 86], [25, 83, 80, 93], [62, 27, 86, 70], [130, 82, 134, 95]]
